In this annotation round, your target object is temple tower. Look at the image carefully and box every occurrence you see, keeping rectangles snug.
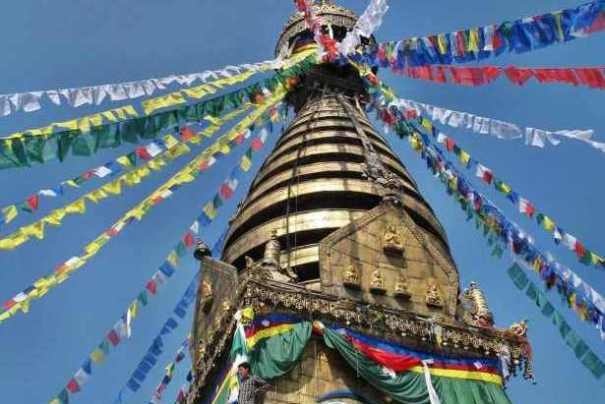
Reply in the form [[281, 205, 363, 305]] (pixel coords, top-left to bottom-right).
[[189, 2, 531, 403]]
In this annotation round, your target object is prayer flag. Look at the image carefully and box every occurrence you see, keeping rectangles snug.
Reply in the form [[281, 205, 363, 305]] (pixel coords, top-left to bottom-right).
[[518, 197, 535, 217], [475, 164, 493, 184]]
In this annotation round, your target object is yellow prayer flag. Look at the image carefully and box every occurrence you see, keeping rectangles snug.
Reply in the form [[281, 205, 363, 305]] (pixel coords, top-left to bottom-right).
[[0, 232, 29, 250], [65, 199, 87, 215], [468, 28, 480, 52], [166, 143, 191, 160], [89, 114, 103, 127], [167, 251, 179, 267], [183, 85, 211, 99], [129, 301, 138, 319], [86, 189, 109, 204], [102, 180, 123, 195], [22, 221, 45, 240], [142, 93, 186, 115], [122, 105, 138, 118], [124, 171, 142, 186], [64, 179, 79, 188], [459, 150, 471, 166], [163, 134, 179, 149], [148, 158, 166, 171], [116, 155, 134, 168], [90, 348, 105, 363], [54, 119, 79, 131], [541, 215, 556, 232], [2, 205, 18, 224], [203, 201, 218, 220], [101, 110, 118, 122], [77, 117, 91, 133], [240, 155, 252, 172], [421, 118, 433, 132], [44, 209, 67, 226]]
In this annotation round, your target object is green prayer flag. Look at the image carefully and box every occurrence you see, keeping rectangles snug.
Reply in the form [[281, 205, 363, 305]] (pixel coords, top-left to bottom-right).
[[176, 241, 187, 258], [552, 311, 571, 338], [92, 124, 120, 151], [100, 339, 111, 355], [57, 131, 76, 162], [24, 136, 46, 163], [11, 138, 29, 166], [541, 302, 555, 318], [138, 291, 148, 306], [72, 135, 92, 156], [581, 351, 605, 378], [507, 264, 529, 291], [526, 283, 538, 304]]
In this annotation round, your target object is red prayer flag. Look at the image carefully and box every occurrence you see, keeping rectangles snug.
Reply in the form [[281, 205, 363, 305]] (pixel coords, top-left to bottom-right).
[[66, 378, 81, 393], [219, 183, 234, 200], [135, 147, 152, 160], [251, 138, 263, 151], [146, 280, 158, 295], [107, 329, 120, 346], [183, 232, 194, 247], [26, 195, 39, 210], [445, 137, 456, 152], [3, 299, 16, 311], [575, 241, 587, 258], [180, 127, 195, 141], [504, 66, 534, 85]]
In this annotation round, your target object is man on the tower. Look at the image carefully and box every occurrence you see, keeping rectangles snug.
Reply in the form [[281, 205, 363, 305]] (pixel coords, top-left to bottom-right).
[[236, 362, 271, 404]]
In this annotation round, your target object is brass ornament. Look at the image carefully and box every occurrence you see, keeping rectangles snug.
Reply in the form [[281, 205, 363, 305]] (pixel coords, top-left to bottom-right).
[[383, 224, 404, 254], [394, 274, 411, 299]]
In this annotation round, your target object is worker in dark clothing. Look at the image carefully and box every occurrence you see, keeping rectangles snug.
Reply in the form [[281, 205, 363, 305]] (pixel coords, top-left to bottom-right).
[[237, 362, 271, 404]]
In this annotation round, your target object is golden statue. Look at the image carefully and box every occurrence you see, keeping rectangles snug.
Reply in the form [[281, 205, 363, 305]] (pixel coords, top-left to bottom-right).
[[394, 274, 411, 299], [369, 269, 386, 294], [425, 281, 443, 308], [200, 279, 214, 312], [343, 264, 361, 289], [383, 224, 404, 253]]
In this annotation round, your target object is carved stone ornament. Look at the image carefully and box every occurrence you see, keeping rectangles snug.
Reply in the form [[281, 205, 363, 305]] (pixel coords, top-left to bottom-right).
[[200, 280, 214, 312], [369, 269, 386, 294], [394, 274, 411, 299], [383, 224, 404, 254], [425, 281, 444, 308], [343, 264, 361, 289], [262, 230, 281, 270]]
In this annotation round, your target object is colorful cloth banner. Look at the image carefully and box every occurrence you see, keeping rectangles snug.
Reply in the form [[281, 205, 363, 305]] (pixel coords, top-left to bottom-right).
[[114, 274, 200, 403], [0, 92, 285, 325], [412, 115, 605, 268], [0, 105, 253, 250], [149, 336, 190, 404], [294, 0, 339, 59], [48, 230, 197, 404], [507, 264, 605, 379], [0, 51, 316, 169], [321, 326, 511, 404], [390, 97, 603, 153], [352, 1, 605, 68], [361, 70, 605, 342], [0, 59, 282, 118], [339, 0, 389, 55], [398, 65, 605, 90]]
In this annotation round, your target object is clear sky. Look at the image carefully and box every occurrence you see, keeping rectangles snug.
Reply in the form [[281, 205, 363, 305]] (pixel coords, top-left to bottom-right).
[[0, 1, 604, 403]]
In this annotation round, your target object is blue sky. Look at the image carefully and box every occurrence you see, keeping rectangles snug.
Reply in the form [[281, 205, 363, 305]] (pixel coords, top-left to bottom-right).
[[0, 1, 604, 403]]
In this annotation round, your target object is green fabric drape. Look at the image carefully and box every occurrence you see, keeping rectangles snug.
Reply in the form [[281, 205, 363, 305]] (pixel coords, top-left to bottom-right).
[[323, 327, 511, 404], [250, 322, 312, 380]]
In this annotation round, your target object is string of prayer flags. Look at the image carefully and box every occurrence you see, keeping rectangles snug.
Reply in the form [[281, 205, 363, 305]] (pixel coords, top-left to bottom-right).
[[173, 372, 193, 404], [0, 106, 250, 230], [48, 230, 196, 404], [389, 97, 604, 154], [0, 52, 316, 169], [397, 65, 605, 90], [352, 1, 605, 68], [507, 264, 605, 379], [149, 336, 190, 404], [114, 274, 200, 402], [0, 93, 286, 324], [339, 0, 389, 55], [0, 58, 283, 118], [0, 106, 252, 247], [140, 48, 314, 115], [364, 74, 605, 341], [407, 114, 605, 269]]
